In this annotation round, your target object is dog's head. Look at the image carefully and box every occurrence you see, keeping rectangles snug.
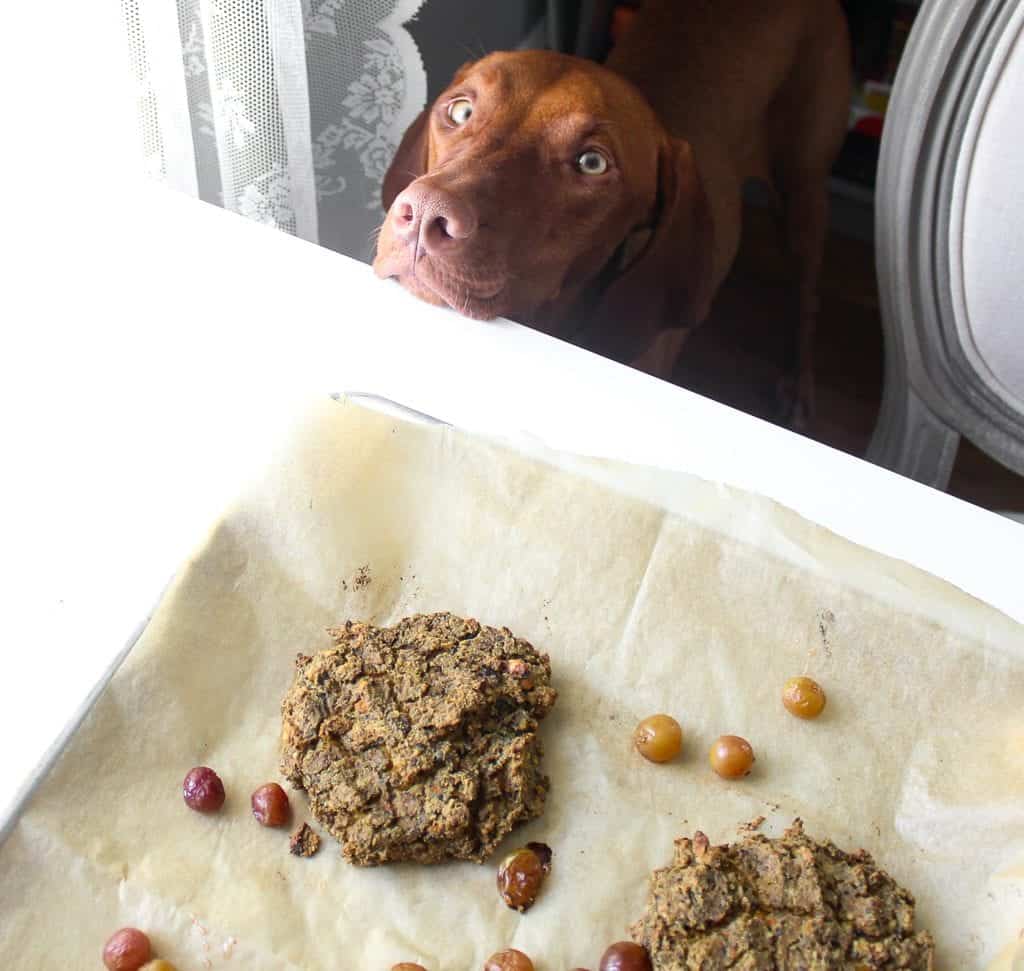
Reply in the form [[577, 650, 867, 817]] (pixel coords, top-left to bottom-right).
[[373, 50, 713, 349]]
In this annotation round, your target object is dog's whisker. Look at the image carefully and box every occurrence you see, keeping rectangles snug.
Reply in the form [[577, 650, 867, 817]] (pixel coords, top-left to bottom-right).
[[366, 224, 384, 255], [459, 41, 490, 62]]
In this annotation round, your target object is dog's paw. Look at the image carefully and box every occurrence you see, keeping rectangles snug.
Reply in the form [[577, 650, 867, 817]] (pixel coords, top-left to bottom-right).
[[775, 371, 816, 433]]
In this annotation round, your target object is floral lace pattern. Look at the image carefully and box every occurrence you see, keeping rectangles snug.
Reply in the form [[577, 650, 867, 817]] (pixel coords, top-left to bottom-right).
[[217, 78, 258, 151], [122, 0, 428, 256], [181, 18, 205, 78], [334, 38, 406, 211], [304, 0, 426, 256], [305, 0, 346, 36], [237, 163, 295, 227]]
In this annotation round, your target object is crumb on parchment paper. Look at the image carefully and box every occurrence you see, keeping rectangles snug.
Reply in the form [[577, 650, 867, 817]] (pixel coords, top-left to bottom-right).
[[340, 565, 373, 592], [290, 823, 321, 858], [739, 814, 766, 834]]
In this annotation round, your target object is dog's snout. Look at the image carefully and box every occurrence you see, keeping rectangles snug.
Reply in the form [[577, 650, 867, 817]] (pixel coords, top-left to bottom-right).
[[390, 183, 477, 255]]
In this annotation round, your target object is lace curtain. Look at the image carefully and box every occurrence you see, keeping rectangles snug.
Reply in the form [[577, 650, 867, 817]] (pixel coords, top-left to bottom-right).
[[120, 0, 429, 262]]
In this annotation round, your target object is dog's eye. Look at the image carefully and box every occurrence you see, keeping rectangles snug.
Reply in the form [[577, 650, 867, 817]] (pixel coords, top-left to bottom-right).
[[447, 98, 473, 126], [576, 149, 609, 175]]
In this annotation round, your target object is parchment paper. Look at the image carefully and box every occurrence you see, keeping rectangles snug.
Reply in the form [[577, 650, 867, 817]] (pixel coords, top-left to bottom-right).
[[2, 397, 1022, 970]]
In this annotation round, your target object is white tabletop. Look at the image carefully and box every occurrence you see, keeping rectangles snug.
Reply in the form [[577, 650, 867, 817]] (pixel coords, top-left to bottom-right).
[[3, 7, 1022, 822]]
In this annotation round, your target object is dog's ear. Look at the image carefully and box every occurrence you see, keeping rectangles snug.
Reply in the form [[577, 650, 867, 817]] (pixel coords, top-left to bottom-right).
[[583, 138, 715, 363], [382, 108, 431, 211]]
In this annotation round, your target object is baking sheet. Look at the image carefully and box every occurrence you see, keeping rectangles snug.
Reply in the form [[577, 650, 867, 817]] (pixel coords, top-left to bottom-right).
[[1, 396, 1022, 969]]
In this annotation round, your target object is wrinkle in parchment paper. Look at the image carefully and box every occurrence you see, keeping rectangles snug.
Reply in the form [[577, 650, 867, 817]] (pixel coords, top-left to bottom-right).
[[1, 398, 1022, 970]]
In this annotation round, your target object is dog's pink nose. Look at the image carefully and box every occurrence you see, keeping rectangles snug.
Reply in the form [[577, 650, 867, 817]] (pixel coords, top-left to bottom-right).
[[390, 183, 478, 254]]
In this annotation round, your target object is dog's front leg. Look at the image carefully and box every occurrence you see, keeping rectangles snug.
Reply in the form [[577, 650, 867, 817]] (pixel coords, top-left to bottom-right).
[[777, 176, 829, 431], [631, 326, 690, 381]]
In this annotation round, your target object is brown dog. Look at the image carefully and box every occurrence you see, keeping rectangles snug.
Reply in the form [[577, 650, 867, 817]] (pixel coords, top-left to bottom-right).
[[373, 0, 851, 416]]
